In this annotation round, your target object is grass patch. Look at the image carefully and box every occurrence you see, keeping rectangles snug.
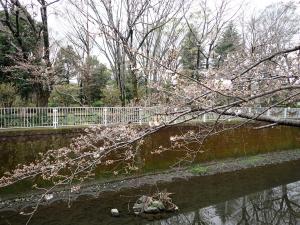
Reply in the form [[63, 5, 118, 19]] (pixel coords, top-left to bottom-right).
[[189, 165, 208, 174], [240, 155, 264, 164]]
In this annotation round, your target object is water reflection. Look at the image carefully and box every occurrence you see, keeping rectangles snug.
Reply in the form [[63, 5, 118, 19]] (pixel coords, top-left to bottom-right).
[[147, 182, 300, 225], [2, 161, 300, 225]]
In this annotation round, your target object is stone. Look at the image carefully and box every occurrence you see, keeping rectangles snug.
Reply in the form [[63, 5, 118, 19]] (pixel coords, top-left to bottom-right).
[[133, 203, 144, 215], [144, 206, 160, 214], [150, 200, 165, 211], [133, 195, 154, 215], [137, 195, 151, 204], [111, 208, 120, 217], [44, 194, 53, 201], [164, 203, 179, 212], [133, 195, 177, 216]]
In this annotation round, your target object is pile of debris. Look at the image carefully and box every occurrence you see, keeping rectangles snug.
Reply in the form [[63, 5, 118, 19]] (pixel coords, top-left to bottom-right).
[[133, 191, 179, 216]]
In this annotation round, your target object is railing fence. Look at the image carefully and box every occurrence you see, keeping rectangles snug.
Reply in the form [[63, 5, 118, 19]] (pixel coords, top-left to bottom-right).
[[0, 107, 299, 129]]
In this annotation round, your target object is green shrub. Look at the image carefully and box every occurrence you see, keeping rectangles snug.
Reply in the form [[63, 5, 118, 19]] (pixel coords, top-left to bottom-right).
[[92, 100, 104, 107], [102, 85, 122, 106], [49, 84, 80, 107], [0, 83, 17, 107]]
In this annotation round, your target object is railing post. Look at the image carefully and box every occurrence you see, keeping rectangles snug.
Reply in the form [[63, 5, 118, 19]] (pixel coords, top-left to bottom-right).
[[203, 114, 207, 123], [104, 107, 107, 126], [248, 107, 252, 115], [53, 108, 58, 129], [284, 108, 287, 118], [139, 108, 143, 125]]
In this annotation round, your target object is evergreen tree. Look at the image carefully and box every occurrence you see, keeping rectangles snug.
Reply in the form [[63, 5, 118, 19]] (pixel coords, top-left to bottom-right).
[[0, 10, 40, 101], [82, 56, 111, 105], [54, 45, 80, 84], [215, 22, 240, 66], [180, 28, 201, 71], [0, 1, 54, 106]]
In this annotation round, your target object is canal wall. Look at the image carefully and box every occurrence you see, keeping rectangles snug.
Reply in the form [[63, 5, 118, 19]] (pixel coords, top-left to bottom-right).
[[0, 123, 299, 177]]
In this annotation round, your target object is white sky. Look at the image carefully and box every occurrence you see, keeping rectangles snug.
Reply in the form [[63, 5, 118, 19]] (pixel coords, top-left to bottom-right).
[[47, 0, 297, 39], [12, 0, 300, 66], [12, 0, 300, 41]]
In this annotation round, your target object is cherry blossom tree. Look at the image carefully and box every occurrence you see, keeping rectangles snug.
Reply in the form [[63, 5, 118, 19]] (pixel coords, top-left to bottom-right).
[[0, 2, 300, 223]]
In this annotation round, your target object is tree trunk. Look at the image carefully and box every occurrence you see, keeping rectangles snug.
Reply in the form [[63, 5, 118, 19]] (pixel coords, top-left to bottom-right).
[[127, 56, 139, 103], [36, 87, 50, 107], [131, 69, 139, 103], [124, 36, 139, 103], [79, 80, 84, 105], [117, 60, 126, 107], [205, 57, 209, 69], [38, 0, 52, 107], [40, 0, 50, 67], [118, 76, 126, 107]]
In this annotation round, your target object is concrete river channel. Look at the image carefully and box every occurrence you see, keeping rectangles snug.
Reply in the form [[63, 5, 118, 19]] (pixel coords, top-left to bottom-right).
[[0, 123, 299, 224]]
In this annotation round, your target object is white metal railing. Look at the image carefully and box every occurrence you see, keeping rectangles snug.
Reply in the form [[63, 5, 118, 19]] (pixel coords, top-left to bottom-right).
[[0, 107, 158, 129], [0, 107, 299, 129], [178, 107, 300, 123]]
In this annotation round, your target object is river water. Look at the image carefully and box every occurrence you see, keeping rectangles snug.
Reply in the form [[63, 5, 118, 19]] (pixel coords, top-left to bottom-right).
[[1, 159, 300, 225]]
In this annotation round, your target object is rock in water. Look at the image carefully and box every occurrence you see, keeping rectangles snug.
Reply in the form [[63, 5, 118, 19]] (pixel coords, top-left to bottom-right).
[[150, 200, 165, 211], [111, 208, 120, 217], [137, 195, 152, 204], [44, 194, 53, 201], [144, 206, 160, 214], [133, 195, 153, 215], [133, 193, 178, 216], [133, 203, 144, 215]]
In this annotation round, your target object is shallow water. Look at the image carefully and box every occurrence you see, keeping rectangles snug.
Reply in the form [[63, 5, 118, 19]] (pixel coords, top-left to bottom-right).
[[1, 159, 300, 225]]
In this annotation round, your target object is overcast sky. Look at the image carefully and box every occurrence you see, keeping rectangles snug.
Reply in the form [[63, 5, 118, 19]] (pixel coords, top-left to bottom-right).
[[40, 0, 298, 66], [13, 0, 299, 43], [46, 0, 297, 40]]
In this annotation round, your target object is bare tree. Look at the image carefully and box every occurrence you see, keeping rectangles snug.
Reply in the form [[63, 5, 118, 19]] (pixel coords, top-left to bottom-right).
[[183, 0, 242, 70], [63, 0, 96, 105], [86, 0, 186, 103], [243, 1, 300, 56], [1, 2, 300, 222]]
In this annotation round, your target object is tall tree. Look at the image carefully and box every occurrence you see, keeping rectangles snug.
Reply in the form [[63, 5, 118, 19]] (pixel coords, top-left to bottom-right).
[[243, 1, 300, 55], [83, 56, 111, 105], [54, 45, 80, 84], [0, 0, 59, 106], [0, 8, 38, 100], [215, 22, 240, 66], [87, 0, 185, 104], [181, 28, 202, 71], [185, 0, 242, 69]]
